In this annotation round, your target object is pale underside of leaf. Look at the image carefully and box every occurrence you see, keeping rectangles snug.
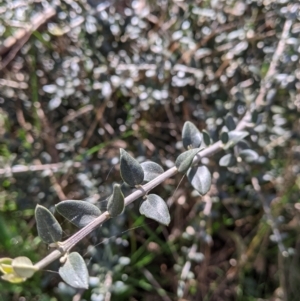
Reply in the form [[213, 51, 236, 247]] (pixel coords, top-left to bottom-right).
[[59, 252, 89, 289], [139, 194, 170, 226], [12, 256, 36, 278], [140, 161, 164, 182], [187, 165, 212, 196], [175, 148, 202, 173], [56, 200, 101, 228]]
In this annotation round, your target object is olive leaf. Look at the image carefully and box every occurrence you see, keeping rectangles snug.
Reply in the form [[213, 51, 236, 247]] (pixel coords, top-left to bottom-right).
[[187, 166, 212, 196], [12, 256, 37, 278], [239, 149, 259, 163], [225, 115, 236, 131], [202, 130, 211, 146], [139, 194, 170, 226], [175, 148, 202, 173], [182, 121, 202, 149], [219, 154, 237, 167], [56, 200, 101, 228], [141, 161, 164, 182], [119, 148, 144, 187], [59, 252, 89, 289], [35, 205, 62, 244], [107, 184, 125, 217]]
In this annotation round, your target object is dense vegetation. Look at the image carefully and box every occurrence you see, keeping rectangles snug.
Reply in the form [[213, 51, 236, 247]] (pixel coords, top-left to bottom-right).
[[0, 0, 300, 300]]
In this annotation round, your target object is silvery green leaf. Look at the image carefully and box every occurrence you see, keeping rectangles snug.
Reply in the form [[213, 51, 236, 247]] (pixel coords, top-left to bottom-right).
[[139, 194, 170, 226], [12, 256, 37, 278], [56, 200, 101, 228], [107, 184, 125, 217], [120, 148, 144, 187], [35, 205, 62, 244], [202, 130, 211, 146], [251, 110, 259, 124], [175, 148, 202, 173], [59, 252, 89, 289], [182, 121, 202, 149], [219, 154, 237, 167], [225, 115, 236, 131], [224, 131, 249, 149], [239, 149, 259, 163], [141, 161, 164, 182], [220, 131, 229, 144], [187, 166, 212, 196]]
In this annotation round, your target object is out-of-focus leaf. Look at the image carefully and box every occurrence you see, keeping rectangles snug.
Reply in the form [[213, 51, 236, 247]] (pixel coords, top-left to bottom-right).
[[219, 154, 237, 167], [239, 149, 259, 162], [141, 161, 164, 182], [225, 115, 236, 131], [202, 130, 211, 145], [119, 148, 144, 187], [221, 131, 229, 144], [12, 256, 36, 278], [35, 205, 62, 244], [175, 148, 202, 173], [59, 252, 89, 289], [107, 184, 125, 217], [0, 258, 13, 274], [139, 194, 170, 226], [182, 121, 202, 149], [187, 166, 212, 195], [56, 200, 101, 228]]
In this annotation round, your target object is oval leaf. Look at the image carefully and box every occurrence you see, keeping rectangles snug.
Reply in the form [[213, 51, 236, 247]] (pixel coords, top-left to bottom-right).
[[187, 166, 212, 196], [139, 194, 170, 226], [225, 115, 236, 131], [12, 256, 36, 278], [220, 131, 229, 144], [120, 148, 144, 187], [107, 184, 125, 217], [141, 161, 164, 182], [59, 252, 89, 289], [56, 200, 101, 228], [182, 121, 202, 149], [219, 154, 237, 167], [224, 131, 249, 149], [202, 130, 211, 146], [239, 149, 259, 163], [35, 205, 62, 244], [175, 148, 202, 173]]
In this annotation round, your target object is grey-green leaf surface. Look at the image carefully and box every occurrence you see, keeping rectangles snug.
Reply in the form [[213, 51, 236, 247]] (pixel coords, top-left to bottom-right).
[[202, 130, 211, 146], [219, 154, 237, 167], [175, 148, 202, 173], [182, 121, 202, 149], [225, 115, 236, 131], [12, 257, 37, 278], [141, 161, 164, 182], [224, 131, 249, 149], [187, 166, 212, 196], [59, 252, 89, 289], [239, 149, 259, 162], [35, 205, 62, 244], [220, 131, 229, 144], [119, 148, 144, 187], [56, 200, 101, 228], [107, 184, 125, 217], [139, 194, 170, 226]]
